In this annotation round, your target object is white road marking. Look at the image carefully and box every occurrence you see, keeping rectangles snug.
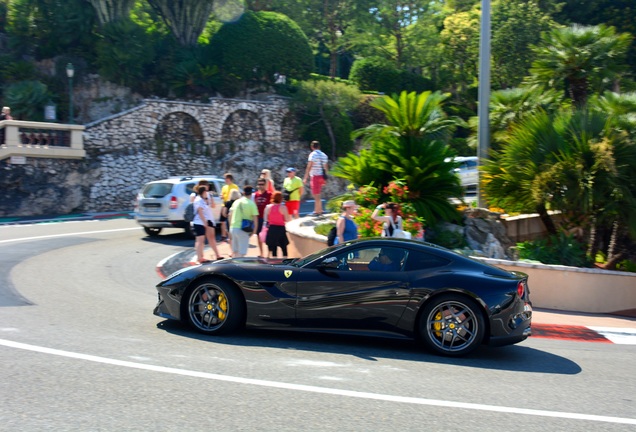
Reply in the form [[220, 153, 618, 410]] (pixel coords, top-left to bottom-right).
[[1, 338, 634, 426], [588, 327, 636, 345], [0, 227, 139, 244]]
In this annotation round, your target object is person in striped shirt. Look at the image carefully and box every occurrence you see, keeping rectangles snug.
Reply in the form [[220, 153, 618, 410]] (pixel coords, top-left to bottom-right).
[[302, 140, 329, 216]]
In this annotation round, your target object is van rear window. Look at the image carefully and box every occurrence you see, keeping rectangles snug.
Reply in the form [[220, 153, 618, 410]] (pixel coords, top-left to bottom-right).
[[142, 183, 173, 198]]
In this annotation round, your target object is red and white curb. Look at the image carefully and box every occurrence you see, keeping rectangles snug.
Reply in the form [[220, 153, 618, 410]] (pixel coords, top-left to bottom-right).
[[532, 324, 636, 344]]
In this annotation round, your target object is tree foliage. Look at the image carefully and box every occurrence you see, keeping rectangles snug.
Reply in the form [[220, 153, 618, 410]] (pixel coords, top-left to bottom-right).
[[6, 0, 98, 59], [483, 107, 636, 259], [349, 56, 432, 94], [333, 91, 465, 225], [491, 0, 556, 89], [209, 11, 313, 91], [3, 80, 50, 121], [87, 0, 135, 25], [293, 79, 361, 159], [146, 0, 213, 46], [95, 18, 158, 91], [527, 24, 632, 106]]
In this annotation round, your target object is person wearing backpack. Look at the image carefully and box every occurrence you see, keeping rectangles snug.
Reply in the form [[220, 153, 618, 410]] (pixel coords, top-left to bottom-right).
[[192, 184, 222, 263], [371, 202, 404, 238], [334, 200, 358, 245], [228, 185, 259, 257]]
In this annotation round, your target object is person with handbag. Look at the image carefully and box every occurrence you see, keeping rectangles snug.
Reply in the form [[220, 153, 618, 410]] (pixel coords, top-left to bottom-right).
[[263, 191, 291, 258], [302, 140, 329, 217], [254, 179, 272, 257], [192, 185, 222, 263], [371, 202, 411, 239], [282, 167, 303, 219], [228, 185, 259, 257]]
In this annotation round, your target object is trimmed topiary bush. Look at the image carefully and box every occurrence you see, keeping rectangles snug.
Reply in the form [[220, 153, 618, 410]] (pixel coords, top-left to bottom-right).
[[208, 11, 313, 92], [349, 57, 432, 94]]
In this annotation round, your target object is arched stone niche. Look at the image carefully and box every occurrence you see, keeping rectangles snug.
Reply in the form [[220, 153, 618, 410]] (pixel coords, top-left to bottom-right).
[[154, 111, 205, 155], [221, 109, 265, 150]]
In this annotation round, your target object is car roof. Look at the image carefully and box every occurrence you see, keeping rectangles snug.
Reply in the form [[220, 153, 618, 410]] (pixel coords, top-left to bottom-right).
[[450, 156, 477, 163], [146, 176, 224, 184]]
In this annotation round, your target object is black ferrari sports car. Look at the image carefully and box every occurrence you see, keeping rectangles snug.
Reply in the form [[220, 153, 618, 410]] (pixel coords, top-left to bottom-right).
[[154, 238, 532, 356]]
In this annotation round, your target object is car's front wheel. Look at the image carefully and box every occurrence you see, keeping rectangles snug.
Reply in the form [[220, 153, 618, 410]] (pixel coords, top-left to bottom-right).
[[419, 294, 485, 356], [183, 278, 245, 335], [144, 227, 162, 236]]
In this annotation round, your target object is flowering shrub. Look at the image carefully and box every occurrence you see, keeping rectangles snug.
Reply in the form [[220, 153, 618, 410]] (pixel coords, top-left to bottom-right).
[[403, 216, 426, 240], [354, 207, 383, 238], [355, 184, 380, 207], [383, 179, 409, 201], [338, 178, 426, 239]]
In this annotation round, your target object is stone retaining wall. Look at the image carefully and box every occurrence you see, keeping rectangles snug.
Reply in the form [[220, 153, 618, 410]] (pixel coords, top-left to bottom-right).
[[0, 97, 346, 216]]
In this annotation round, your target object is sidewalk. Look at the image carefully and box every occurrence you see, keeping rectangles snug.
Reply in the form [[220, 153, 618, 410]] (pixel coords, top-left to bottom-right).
[[0, 211, 133, 225]]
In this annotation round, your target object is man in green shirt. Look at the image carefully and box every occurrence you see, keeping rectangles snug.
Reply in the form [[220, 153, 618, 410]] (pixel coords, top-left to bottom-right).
[[283, 167, 304, 219], [229, 185, 259, 257]]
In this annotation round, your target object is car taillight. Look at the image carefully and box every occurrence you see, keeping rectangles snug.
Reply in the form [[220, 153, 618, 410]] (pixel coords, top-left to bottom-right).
[[517, 281, 525, 298], [170, 196, 178, 209]]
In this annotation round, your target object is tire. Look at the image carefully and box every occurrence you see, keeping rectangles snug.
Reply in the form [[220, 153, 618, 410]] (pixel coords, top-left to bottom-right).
[[183, 278, 246, 335], [144, 227, 162, 236], [419, 294, 485, 357], [184, 225, 195, 239]]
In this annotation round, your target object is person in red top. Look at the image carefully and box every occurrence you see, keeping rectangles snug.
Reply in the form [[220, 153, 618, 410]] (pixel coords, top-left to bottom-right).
[[254, 179, 273, 257], [264, 191, 291, 258]]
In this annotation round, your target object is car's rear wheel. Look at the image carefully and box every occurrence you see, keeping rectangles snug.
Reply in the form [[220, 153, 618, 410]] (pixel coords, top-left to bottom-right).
[[144, 227, 162, 236], [419, 294, 485, 357], [183, 278, 245, 335]]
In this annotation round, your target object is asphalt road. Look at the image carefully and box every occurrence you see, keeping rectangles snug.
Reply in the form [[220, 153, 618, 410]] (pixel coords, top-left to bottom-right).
[[1, 219, 635, 431]]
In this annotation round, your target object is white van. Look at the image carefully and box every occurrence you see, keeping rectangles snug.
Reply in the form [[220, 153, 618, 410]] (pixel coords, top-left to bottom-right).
[[134, 176, 224, 236]]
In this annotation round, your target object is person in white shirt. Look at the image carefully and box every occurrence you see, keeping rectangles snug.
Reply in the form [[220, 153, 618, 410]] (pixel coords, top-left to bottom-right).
[[302, 140, 329, 216], [192, 185, 222, 263], [371, 202, 404, 237]]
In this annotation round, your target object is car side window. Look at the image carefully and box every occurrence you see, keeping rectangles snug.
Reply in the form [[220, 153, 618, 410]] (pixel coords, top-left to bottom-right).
[[403, 250, 450, 271], [332, 247, 406, 272], [184, 183, 196, 195]]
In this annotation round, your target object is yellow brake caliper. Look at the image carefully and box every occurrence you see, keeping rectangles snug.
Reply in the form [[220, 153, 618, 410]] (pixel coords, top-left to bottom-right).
[[434, 311, 442, 337], [217, 293, 228, 320]]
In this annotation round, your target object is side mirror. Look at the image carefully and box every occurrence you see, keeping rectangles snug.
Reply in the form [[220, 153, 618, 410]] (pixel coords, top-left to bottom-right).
[[319, 257, 339, 269]]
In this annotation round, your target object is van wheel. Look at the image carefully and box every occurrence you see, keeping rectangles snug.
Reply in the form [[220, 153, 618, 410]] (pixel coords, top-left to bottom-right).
[[144, 227, 162, 236], [184, 226, 195, 239]]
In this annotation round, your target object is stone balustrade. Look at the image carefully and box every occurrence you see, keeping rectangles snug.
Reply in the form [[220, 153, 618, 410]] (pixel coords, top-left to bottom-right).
[[0, 120, 86, 160]]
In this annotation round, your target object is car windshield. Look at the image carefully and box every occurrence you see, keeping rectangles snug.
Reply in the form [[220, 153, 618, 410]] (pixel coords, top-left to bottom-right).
[[142, 183, 173, 198]]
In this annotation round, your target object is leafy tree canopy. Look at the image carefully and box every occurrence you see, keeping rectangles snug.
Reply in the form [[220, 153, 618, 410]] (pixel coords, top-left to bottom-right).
[[208, 11, 313, 89]]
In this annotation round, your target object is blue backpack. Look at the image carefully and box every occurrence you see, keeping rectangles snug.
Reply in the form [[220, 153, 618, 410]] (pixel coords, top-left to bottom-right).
[[183, 203, 195, 222]]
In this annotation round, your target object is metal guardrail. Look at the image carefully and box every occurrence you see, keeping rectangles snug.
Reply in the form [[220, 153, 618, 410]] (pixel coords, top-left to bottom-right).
[[0, 120, 85, 161]]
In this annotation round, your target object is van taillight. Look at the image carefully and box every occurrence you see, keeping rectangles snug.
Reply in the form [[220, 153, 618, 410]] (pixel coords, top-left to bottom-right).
[[170, 196, 178, 209], [517, 281, 525, 298]]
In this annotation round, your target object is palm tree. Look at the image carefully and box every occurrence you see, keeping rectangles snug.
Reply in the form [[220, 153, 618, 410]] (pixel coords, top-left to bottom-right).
[[467, 85, 561, 152], [483, 107, 636, 266], [527, 24, 631, 106], [332, 91, 466, 225]]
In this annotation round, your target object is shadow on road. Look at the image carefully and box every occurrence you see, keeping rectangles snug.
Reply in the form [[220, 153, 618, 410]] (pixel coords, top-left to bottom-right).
[[155, 320, 581, 375], [139, 231, 194, 247]]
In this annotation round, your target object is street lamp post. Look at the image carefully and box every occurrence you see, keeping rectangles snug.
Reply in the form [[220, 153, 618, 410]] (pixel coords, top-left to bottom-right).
[[66, 63, 74, 124], [477, 0, 491, 209]]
